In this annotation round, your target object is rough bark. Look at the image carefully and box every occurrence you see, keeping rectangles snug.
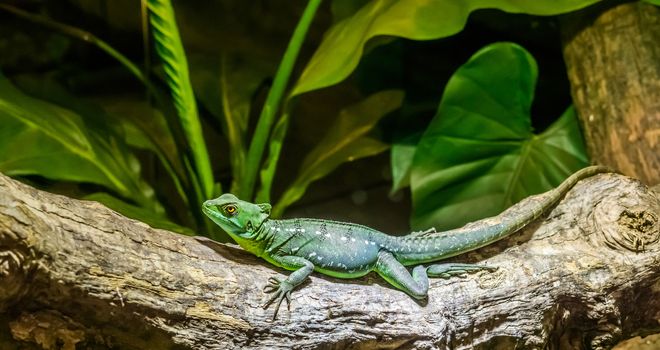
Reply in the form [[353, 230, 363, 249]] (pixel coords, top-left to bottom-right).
[[0, 172, 658, 350], [560, 1, 660, 185]]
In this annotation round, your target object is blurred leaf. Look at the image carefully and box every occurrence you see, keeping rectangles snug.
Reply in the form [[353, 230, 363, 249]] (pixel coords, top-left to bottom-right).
[[390, 132, 421, 194], [241, 0, 323, 200], [0, 5, 188, 205], [331, 0, 370, 23], [85, 193, 194, 235], [255, 106, 294, 204], [410, 43, 588, 230], [147, 0, 215, 198], [116, 109, 188, 205], [272, 90, 404, 216], [0, 4, 145, 83], [0, 74, 162, 213], [292, 0, 601, 97], [14, 74, 188, 208], [274, 138, 389, 217], [190, 54, 272, 194], [642, 0, 660, 5]]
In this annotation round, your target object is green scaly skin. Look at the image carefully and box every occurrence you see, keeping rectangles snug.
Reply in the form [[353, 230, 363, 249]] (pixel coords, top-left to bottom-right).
[[202, 166, 612, 319]]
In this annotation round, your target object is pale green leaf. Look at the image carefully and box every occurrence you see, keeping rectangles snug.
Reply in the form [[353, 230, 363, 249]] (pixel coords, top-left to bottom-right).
[[273, 138, 389, 217], [390, 132, 421, 193], [272, 90, 404, 216], [255, 110, 290, 204], [292, 0, 602, 97], [331, 0, 371, 23]]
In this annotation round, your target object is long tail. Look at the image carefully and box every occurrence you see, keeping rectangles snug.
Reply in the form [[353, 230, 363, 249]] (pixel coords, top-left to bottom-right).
[[394, 166, 614, 264]]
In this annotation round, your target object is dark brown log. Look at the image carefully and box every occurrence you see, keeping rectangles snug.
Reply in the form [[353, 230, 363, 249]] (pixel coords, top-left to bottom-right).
[[0, 171, 659, 349], [561, 1, 660, 185]]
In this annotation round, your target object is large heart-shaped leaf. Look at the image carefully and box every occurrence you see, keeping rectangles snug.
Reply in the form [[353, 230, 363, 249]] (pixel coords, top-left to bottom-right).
[[410, 43, 588, 230], [271, 90, 404, 217], [0, 74, 161, 213], [292, 0, 601, 97]]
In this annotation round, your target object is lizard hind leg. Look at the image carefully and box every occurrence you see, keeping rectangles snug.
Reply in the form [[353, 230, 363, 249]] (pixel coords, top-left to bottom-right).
[[375, 250, 429, 299], [426, 262, 497, 279]]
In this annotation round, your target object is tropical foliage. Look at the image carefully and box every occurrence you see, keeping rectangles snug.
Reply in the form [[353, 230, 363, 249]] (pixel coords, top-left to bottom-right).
[[0, 0, 614, 238]]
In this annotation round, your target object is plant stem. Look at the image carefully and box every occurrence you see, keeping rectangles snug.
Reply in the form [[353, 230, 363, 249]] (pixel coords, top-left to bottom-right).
[[240, 0, 323, 200], [0, 4, 145, 84]]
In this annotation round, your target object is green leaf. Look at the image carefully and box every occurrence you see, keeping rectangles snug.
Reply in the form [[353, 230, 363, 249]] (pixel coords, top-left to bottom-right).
[[147, 0, 215, 198], [390, 132, 421, 194], [292, 0, 602, 97], [14, 74, 186, 210], [255, 109, 291, 204], [0, 74, 162, 213], [115, 108, 189, 206], [272, 90, 404, 216], [85, 193, 194, 236], [331, 0, 370, 23], [642, 0, 660, 6], [274, 138, 389, 217], [189, 54, 272, 194], [15, 75, 183, 187], [410, 43, 588, 231], [241, 0, 323, 200]]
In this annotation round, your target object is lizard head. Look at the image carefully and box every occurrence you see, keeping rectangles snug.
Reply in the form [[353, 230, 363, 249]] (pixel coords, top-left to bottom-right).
[[202, 193, 272, 241]]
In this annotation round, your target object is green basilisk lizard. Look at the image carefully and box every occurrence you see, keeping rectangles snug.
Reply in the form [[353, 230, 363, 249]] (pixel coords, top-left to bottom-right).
[[202, 166, 611, 319]]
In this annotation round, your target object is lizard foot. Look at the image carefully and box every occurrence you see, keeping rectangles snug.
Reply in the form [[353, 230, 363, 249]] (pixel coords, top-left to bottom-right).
[[262, 276, 293, 320]]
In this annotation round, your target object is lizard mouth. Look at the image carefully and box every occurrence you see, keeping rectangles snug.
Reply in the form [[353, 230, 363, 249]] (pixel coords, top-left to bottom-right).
[[201, 204, 216, 219], [202, 205, 230, 226]]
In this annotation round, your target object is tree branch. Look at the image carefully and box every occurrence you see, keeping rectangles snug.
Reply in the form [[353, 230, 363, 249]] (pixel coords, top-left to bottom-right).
[[0, 172, 658, 349], [561, 1, 660, 185]]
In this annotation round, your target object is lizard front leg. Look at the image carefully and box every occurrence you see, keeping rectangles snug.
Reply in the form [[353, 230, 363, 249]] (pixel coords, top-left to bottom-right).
[[262, 255, 314, 319]]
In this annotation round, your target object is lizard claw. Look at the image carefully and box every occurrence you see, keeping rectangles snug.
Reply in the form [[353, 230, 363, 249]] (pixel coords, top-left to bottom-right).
[[263, 277, 281, 293], [262, 276, 294, 320]]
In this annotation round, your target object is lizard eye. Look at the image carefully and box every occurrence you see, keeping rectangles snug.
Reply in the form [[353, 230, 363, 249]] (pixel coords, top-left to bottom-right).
[[222, 204, 238, 216]]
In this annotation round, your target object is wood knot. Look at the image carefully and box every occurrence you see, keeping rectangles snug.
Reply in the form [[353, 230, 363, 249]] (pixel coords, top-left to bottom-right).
[[616, 208, 659, 251], [594, 190, 660, 252]]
